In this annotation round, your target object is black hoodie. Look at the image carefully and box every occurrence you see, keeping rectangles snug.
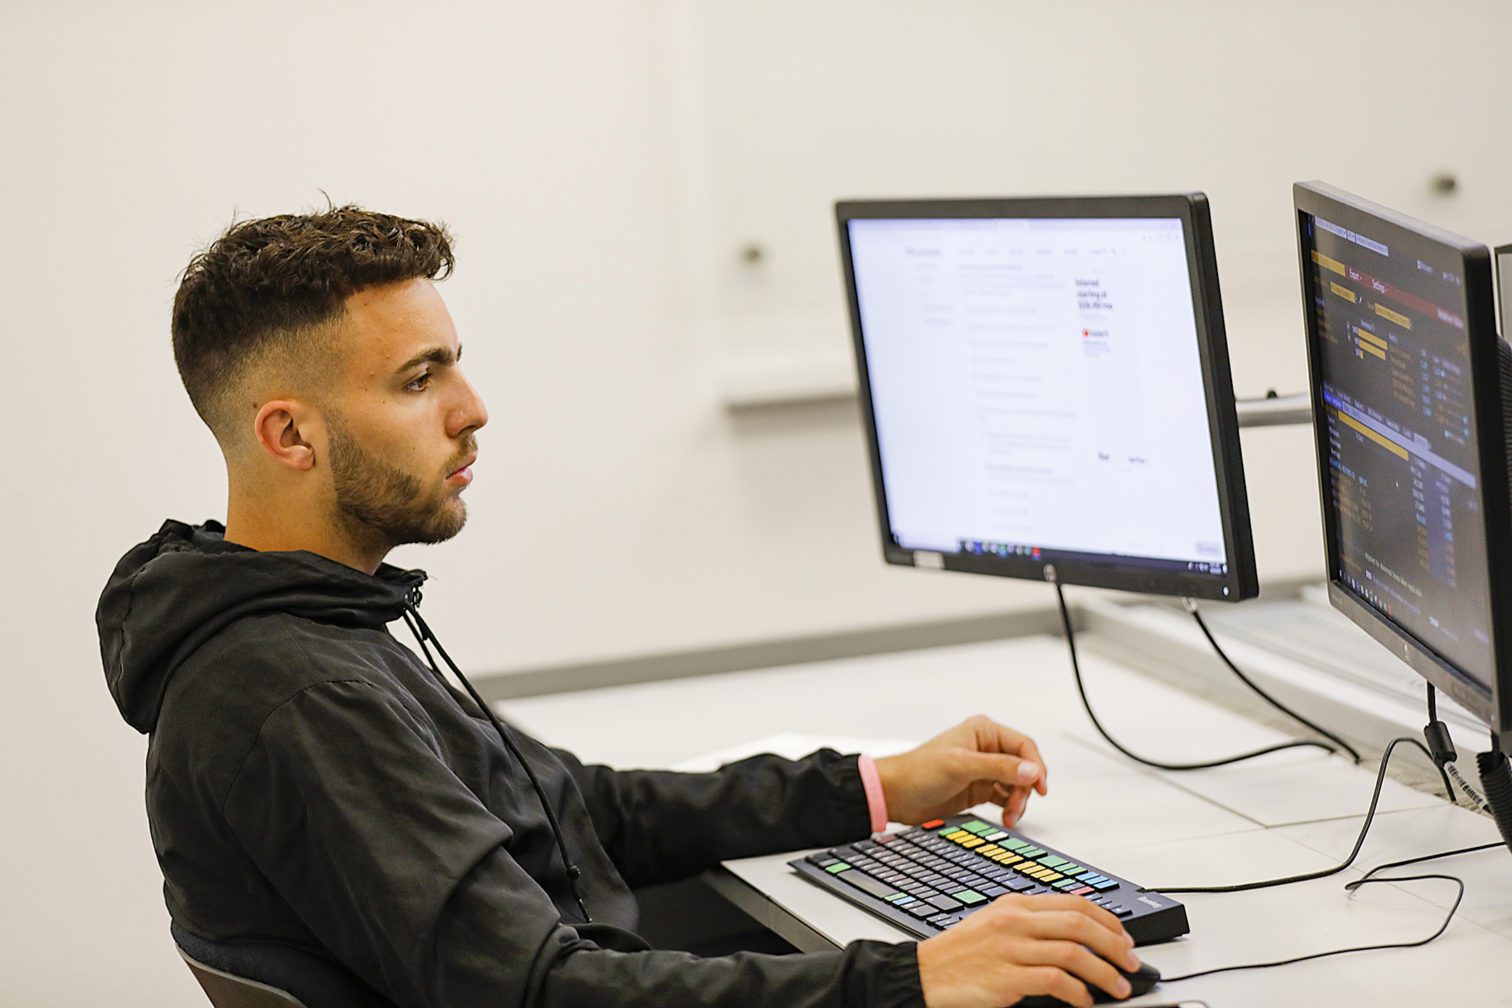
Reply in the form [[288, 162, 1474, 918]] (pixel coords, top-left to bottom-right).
[[98, 520, 924, 1007]]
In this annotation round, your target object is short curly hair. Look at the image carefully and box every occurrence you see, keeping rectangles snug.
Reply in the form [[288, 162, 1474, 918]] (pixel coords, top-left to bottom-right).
[[171, 205, 454, 441]]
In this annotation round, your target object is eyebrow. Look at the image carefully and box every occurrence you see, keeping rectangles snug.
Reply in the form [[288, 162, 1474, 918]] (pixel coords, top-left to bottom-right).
[[395, 344, 462, 375]]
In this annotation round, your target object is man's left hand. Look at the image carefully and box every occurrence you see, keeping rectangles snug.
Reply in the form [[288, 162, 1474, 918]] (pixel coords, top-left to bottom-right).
[[874, 716, 1048, 829]]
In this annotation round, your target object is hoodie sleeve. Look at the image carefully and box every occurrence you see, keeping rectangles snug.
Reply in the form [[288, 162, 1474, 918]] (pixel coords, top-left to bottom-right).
[[223, 680, 923, 1008], [551, 748, 873, 888]]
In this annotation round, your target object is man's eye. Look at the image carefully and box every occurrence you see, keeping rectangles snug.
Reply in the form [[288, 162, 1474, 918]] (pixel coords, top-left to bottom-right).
[[406, 372, 432, 391]]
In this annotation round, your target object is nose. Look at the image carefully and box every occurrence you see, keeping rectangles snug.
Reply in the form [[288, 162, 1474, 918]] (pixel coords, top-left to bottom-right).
[[448, 369, 489, 439]]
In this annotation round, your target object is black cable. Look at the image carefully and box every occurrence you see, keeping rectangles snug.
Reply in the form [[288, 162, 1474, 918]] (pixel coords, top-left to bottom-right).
[[1158, 779, 1503, 983], [1053, 583, 1338, 771], [1188, 604, 1361, 764], [1350, 840, 1504, 877], [1159, 871, 1464, 984], [1147, 689, 1504, 984], [401, 596, 593, 923], [1140, 735, 1440, 894], [1421, 685, 1466, 805]]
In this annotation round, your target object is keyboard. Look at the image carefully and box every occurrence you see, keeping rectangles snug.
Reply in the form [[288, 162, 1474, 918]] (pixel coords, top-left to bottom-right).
[[789, 814, 1188, 946]]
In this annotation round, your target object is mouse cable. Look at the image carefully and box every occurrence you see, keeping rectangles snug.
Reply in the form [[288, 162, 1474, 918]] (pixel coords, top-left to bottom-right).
[[1054, 582, 1339, 771], [1140, 734, 1440, 894], [1186, 600, 1361, 764], [1157, 868, 1464, 984]]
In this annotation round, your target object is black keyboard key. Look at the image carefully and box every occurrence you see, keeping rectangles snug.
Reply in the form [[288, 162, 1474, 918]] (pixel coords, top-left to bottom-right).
[[926, 894, 964, 912], [840, 872, 899, 901]]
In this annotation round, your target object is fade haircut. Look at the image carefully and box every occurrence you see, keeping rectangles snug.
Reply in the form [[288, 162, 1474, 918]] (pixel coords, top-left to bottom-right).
[[171, 205, 454, 444]]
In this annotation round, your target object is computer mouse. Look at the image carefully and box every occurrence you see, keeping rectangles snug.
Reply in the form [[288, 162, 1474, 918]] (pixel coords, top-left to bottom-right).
[[1012, 960, 1160, 1007]]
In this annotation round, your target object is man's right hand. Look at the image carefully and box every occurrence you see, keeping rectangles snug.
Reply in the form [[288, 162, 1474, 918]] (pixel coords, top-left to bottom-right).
[[915, 894, 1140, 1008]]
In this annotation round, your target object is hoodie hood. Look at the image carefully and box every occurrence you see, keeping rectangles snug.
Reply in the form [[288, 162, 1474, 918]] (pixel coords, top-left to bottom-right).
[[98, 519, 426, 734]]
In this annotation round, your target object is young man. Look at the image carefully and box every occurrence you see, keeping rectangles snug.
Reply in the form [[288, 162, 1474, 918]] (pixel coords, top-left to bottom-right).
[[98, 207, 1140, 1008]]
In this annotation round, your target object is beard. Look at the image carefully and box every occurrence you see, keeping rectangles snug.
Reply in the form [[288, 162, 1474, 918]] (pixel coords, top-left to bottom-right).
[[327, 416, 473, 551]]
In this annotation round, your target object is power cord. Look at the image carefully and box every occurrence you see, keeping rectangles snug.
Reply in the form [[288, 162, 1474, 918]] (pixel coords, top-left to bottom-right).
[[1054, 583, 1343, 771], [1186, 600, 1361, 763]]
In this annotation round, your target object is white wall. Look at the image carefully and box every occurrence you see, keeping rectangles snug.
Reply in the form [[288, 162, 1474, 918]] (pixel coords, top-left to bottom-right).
[[4, 1, 1511, 1003]]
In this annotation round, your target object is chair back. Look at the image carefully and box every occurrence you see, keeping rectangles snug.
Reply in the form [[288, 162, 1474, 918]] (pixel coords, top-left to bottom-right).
[[177, 946, 308, 1008], [171, 922, 396, 1008]]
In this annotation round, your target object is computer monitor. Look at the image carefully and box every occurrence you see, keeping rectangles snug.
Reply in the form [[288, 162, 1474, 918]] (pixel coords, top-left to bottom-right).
[[837, 195, 1258, 602], [1295, 181, 1512, 752]]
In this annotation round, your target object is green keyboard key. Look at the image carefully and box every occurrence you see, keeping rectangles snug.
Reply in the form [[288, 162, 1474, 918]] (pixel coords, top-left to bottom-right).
[[956, 889, 987, 905], [825, 863, 850, 874], [961, 820, 993, 835], [1019, 846, 1046, 858], [1039, 855, 1068, 869], [1002, 838, 1028, 852]]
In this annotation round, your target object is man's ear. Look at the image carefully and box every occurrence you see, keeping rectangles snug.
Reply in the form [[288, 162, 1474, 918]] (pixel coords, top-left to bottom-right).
[[252, 400, 319, 472]]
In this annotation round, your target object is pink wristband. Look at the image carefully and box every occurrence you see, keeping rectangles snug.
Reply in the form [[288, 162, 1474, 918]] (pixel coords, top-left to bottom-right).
[[857, 754, 888, 834]]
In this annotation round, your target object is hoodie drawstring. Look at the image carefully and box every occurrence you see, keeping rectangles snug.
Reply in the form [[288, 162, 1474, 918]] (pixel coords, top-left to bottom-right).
[[401, 589, 592, 924]]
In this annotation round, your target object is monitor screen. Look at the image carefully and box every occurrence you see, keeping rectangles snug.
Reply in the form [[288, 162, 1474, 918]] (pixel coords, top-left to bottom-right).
[[838, 195, 1256, 601], [1296, 181, 1511, 739]]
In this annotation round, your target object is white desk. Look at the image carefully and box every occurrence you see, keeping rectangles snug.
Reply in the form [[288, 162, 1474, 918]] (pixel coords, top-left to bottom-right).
[[505, 634, 1512, 1007]]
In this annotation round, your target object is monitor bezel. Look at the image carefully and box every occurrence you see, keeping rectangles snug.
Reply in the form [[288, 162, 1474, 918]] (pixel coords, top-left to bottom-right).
[[835, 194, 1258, 602], [1295, 180, 1512, 747], [1496, 244, 1512, 344]]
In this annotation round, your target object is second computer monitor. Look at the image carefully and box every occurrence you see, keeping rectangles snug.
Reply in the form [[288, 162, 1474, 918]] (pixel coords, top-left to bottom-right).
[[837, 195, 1257, 602], [1296, 181, 1512, 747]]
